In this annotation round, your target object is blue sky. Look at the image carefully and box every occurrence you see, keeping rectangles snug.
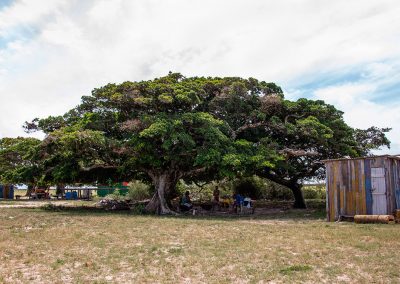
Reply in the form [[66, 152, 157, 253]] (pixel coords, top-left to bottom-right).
[[1, 0, 399, 154]]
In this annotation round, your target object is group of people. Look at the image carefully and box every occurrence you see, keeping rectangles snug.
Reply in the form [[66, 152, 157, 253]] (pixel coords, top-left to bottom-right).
[[179, 186, 252, 213]]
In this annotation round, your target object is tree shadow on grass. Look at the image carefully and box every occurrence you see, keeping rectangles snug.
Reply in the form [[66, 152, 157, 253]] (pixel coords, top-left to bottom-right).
[[36, 203, 326, 222]]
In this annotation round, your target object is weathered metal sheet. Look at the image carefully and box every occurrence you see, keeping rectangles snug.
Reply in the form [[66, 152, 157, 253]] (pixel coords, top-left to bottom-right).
[[360, 160, 367, 214], [385, 159, 395, 214], [324, 156, 400, 221], [371, 157, 385, 168], [364, 159, 373, 215], [371, 167, 387, 214], [394, 160, 400, 209], [371, 167, 385, 178]]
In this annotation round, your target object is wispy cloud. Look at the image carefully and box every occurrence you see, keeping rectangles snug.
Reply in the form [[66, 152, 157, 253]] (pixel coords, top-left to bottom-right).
[[310, 61, 400, 154], [0, 0, 399, 154]]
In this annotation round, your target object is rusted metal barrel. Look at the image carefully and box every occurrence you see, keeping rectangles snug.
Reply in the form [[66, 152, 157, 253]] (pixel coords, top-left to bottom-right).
[[354, 215, 395, 224]]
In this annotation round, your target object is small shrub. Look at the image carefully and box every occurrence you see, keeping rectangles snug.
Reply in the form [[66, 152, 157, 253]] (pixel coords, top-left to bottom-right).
[[302, 185, 326, 199], [128, 180, 152, 201]]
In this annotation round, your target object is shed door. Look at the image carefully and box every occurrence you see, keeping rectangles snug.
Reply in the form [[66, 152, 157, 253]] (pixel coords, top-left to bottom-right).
[[371, 167, 387, 214]]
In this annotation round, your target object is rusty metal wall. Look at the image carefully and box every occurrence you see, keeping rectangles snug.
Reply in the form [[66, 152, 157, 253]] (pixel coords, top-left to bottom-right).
[[325, 156, 400, 221]]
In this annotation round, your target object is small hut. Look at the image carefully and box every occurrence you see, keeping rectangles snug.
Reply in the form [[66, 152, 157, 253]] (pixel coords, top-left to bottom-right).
[[323, 155, 400, 221]]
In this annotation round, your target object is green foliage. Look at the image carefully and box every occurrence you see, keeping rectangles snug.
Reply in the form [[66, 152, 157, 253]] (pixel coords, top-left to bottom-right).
[[232, 176, 294, 200], [260, 178, 294, 200], [20, 73, 390, 210], [127, 180, 152, 201], [177, 176, 295, 201], [354, 127, 391, 155], [38, 129, 118, 183], [234, 176, 265, 199], [0, 137, 41, 185], [302, 185, 326, 199], [296, 116, 333, 140], [176, 180, 233, 202]]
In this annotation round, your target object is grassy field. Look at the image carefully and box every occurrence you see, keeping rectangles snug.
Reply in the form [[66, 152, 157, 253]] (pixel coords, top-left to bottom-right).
[[1, 205, 399, 283]]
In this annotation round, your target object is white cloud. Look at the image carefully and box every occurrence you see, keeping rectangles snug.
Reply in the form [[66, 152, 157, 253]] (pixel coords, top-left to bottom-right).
[[0, 0, 67, 36], [314, 82, 400, 154], [314, 83, 377, 106], [0, 0, 399, 156]]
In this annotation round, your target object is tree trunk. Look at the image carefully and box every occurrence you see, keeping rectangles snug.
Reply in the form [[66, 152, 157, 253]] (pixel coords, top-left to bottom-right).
[[25, 184, 35, 196], [56, 184, 65, 199], [145, 173, 179, 214], [289, 183, 307, 209], [145, 192, 161, 214], [257, 170, 307, 209]]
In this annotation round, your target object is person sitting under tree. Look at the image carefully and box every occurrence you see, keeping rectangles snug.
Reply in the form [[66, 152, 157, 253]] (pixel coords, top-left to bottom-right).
[[180, 191, 193, 212], [232, 192, 244, 213]]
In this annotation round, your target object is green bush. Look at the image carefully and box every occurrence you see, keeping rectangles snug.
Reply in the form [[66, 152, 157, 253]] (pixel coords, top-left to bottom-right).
[[232, 176, 294, 200], [234, 176, 265, 199], [127, 180, 152, 201], [263, 180, 293, 200], [302, 185, 326, 199]]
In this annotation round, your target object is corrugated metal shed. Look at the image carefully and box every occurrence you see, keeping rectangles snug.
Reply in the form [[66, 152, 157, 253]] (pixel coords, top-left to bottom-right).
[[324, 155, 400, 221]]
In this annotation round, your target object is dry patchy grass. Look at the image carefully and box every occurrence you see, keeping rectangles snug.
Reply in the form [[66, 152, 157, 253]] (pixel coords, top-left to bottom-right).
[[0, 207, 399, 283]]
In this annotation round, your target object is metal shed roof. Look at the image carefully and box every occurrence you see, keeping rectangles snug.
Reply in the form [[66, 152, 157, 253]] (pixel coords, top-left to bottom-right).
[[322, 154, 400, 163]]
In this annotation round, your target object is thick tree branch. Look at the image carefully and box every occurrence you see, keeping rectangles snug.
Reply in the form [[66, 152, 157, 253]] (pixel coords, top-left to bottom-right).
[[81, 164, 118, 172], [279, 148, 319, 158], [182, 167, 207, 178]]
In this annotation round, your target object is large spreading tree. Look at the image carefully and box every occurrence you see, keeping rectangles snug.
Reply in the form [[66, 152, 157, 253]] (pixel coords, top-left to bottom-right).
[[24, 73, 390, 211], [25, 74, 278, 213]]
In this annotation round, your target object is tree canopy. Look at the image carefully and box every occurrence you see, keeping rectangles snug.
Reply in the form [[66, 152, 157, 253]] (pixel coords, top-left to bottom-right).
[[19, 73, 390, 212], [0, 137, 41, 186]]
